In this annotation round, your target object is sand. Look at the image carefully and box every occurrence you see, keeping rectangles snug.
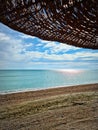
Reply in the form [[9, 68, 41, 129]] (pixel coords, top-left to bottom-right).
[[0, 83, 98, 130]]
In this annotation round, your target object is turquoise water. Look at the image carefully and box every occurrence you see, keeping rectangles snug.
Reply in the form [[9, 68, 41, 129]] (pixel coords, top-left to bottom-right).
[[0, 70, 98, 94]]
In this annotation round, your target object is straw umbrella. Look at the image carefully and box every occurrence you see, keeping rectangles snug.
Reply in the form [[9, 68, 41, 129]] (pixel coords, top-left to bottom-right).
[[0, 0, 98, 49]]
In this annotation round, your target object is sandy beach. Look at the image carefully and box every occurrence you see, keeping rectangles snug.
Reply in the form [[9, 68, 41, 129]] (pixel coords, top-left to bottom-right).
[[0, 83, 98, 130]]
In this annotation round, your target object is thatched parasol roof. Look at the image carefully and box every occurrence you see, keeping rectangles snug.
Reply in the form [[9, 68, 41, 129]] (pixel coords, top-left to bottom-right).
[[0, 0, 98, 49]]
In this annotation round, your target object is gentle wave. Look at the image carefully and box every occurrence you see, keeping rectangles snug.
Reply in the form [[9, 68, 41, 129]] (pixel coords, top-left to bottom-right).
[[0, 70, 98, 94]]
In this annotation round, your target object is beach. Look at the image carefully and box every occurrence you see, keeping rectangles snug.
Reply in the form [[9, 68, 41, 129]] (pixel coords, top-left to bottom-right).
[[0, 83, 98, 130]]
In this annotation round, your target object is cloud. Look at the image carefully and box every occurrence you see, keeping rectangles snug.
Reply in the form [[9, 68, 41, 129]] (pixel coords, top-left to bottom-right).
[[0, 32, 33, 62], [44, 42, 79, 53], [0, 28, 98, 70], [19, 34, 36, 39], [74, 51, 98, 61], [0, 33, 10, 41]]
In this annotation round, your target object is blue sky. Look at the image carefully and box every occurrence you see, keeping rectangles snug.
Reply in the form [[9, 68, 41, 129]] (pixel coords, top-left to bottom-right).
[[0, 23, 98, 70]]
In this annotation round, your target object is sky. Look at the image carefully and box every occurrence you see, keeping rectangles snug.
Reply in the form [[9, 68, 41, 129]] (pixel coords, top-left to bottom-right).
[[0, 23, 98, 70]]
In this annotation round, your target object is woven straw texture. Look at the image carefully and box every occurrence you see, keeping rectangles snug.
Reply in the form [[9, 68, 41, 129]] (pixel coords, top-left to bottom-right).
[[0, 0, 98, 49]]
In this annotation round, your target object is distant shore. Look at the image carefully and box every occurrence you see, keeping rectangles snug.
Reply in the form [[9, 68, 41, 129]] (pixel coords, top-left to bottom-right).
[[0, 83, 98, 130]]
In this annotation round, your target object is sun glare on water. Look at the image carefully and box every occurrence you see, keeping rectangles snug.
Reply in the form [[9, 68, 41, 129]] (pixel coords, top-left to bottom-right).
[[56, 69, 83, 74]]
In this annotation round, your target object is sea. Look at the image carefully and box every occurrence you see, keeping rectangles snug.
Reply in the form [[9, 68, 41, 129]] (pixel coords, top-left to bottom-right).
[[0, 69, 98, 94]]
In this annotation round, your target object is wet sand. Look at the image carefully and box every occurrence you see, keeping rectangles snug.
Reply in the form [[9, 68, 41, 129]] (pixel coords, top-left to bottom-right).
[[0, 83, 98, 130]]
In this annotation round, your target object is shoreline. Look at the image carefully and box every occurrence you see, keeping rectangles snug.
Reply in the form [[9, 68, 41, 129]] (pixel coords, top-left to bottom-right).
[[0, 83, 98, 95], [0, 83, 98, 130], [0, 83, 98, 106]]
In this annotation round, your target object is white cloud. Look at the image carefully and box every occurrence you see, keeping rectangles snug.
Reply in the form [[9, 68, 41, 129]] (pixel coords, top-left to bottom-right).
[[19, 34, 36, 39], [0, 32, 98, 69], [39, 40, 80, 54], [0, 33, 11, 41], [74, 51, 98, 61]]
